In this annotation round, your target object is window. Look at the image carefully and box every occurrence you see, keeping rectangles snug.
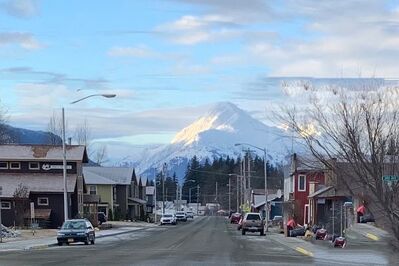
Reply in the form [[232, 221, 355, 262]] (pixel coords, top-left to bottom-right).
[[29, 162, 40, 170], [298, 175, 306, 192], [1, 201, 11, 209], [0, 186, 2, 196], [38, 197, 49, 206], [290, 175, 294, 193], [0, 162, 8, 169], [89, 185, 97, 195], [113, 186, 117, 201], [10, 162, 21, 169]]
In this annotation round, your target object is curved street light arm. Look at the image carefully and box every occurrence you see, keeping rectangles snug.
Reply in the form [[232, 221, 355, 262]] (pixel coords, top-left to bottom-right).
[[70, 94, 116, 104]]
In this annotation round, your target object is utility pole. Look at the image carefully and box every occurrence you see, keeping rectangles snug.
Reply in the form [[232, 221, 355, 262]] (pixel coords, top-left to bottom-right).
[[247, 149, 251, 205], [228, 177, 231, 213], [264, 148, 269, 232], [196, 185, 200, 215], [236, 175, 239, 212], [162, 163, 166, 215], [242, 158, 246, 205], [215, 182, 218, 204], [0, 186, 2, 243], [153, 169, 157, 223], [176, 184, 179, 211]]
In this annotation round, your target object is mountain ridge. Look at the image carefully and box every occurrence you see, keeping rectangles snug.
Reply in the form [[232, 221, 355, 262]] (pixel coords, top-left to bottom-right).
[[136, 102, 295, 182]]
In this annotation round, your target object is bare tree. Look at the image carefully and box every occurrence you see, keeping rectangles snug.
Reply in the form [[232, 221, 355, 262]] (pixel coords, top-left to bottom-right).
[[93, 144, 108, 165], [47, 111, 63, 145], [74, 119, 91, 147], [0, 101, 11, 144], [13, 183, 29, 227], [278, 82, 399, 247]]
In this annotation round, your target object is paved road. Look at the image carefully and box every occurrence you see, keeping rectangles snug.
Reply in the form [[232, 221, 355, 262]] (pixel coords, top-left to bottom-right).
[[0, 216, 394, 265], [0, 216, 311, 266]]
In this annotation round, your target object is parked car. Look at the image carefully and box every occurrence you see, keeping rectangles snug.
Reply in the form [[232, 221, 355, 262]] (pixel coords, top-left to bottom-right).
[[186, 211, 194, 219], [160, 214, 177, 225], [241, 213, 265, 236], [176, 211, 187, 222], [230, 213, 242, 224], [98, 212, 107, 225], [57, 219, 95, 246]]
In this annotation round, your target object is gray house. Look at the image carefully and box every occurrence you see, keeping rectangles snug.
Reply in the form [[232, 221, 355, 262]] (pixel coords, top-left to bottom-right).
[[82, 167, 147, 220], [0, 144, 88, 228]]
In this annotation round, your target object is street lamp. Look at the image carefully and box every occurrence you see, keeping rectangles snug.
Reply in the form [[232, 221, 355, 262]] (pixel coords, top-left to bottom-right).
[[62, 93, 116, 222], [235, 143, 269, 232]]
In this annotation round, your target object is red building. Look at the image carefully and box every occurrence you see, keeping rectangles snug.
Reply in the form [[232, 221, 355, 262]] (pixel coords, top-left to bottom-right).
[[283, 154, 325, 227]]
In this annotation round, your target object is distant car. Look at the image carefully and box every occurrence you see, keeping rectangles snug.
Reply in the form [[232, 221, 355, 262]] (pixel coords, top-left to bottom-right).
[[160, 214, 177, 225], [241, 212, 265, 236], [57, 219, 95, 246], [230, 213, 242, 224], [186, 211, 194, 219], [98, 212, 107, 225], [175, 211, 187, 222]]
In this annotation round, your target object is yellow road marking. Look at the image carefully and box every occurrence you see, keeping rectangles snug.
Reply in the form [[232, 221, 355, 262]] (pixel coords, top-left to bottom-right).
[[365, 233, 379, 241], [295, 247, 314, 257]]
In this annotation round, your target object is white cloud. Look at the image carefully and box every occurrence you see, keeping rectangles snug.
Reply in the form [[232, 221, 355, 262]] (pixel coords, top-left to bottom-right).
[[0, 32, 44, 50], [0, 0, 39, 18], [156, 14, 240, 45], [108, 45, 155, 58]]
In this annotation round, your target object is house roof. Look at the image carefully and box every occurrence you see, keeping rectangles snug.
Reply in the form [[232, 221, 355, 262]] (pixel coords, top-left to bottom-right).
[[0, 174, 77, 198], [0, 144, 88, 162], [252, 188, 282, 196], [308, 186, 333, 198], [83, 166, 133, 185], [82, 169, 117, 185], [308, 185, 349, 199], [253, 193, 283, 208], [146, 186, 155, 195]]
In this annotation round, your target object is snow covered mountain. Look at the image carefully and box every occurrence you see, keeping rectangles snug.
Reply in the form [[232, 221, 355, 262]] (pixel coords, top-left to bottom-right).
[[137, 102, 295, 181]]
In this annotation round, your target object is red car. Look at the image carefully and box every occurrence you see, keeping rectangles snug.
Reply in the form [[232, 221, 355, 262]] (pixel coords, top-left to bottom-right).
[[230, 213, 242, 224]]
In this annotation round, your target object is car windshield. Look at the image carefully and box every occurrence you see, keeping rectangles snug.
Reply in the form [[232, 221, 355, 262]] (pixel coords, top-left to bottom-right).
[[246, 214, 261, 220], [163, 215, 172, 218], [176, 212, 184, 215], [61, 221, 86, 230]]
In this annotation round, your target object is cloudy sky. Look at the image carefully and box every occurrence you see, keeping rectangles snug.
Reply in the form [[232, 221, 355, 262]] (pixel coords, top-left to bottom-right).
[[1, 0, 399, 160]]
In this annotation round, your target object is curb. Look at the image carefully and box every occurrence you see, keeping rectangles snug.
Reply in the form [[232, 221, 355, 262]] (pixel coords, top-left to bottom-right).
[[10, 227, 152, 251], [365, 233, 380, 241], [269, 233, 314, 257]]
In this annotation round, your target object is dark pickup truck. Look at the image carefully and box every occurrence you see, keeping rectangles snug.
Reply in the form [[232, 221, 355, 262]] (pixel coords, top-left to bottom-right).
[[242, 213, 265, 236]]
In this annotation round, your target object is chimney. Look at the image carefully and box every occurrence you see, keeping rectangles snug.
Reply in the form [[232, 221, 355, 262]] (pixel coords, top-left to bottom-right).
[[68, 137, 72, 145]]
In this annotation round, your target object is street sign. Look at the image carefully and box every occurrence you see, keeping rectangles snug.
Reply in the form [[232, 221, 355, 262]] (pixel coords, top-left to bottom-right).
[[382, 175, 399, 182]]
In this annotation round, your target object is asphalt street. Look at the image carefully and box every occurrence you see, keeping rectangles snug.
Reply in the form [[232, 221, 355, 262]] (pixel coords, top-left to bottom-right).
[[0, 216, 394, 266]]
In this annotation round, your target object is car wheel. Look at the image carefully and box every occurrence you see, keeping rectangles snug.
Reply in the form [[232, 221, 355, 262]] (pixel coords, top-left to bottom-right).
[[84, 236, 89, 245], [242, 229, 246, 235], [57, 242, 63, 246]]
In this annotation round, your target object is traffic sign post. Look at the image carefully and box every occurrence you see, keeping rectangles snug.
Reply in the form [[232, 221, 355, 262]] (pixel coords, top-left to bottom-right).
[[382, 175, 399, 182]]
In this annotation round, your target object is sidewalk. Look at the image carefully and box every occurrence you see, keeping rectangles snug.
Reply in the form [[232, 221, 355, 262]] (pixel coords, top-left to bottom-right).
[[0, 226, 151, 252], [268, 232, 316, 257], [345, 223, 390, 242]]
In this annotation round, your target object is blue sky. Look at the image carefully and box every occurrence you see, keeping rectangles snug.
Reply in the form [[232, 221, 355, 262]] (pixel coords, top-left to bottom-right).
[[1, 0, 399, 160]]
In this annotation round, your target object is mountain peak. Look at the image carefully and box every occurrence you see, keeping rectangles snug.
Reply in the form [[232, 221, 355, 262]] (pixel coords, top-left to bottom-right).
[[171, 102, 255, 146]]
